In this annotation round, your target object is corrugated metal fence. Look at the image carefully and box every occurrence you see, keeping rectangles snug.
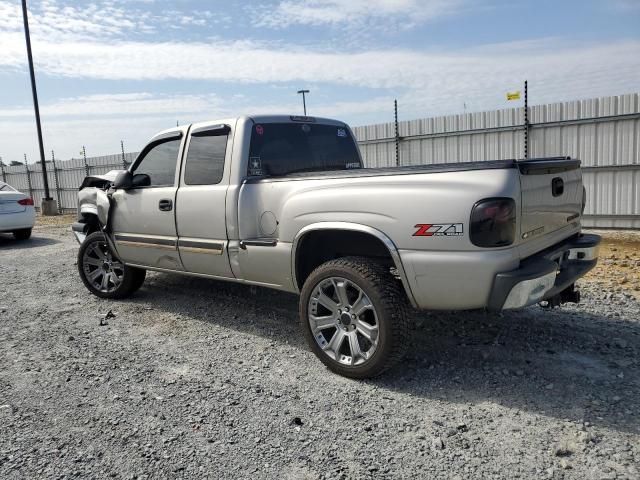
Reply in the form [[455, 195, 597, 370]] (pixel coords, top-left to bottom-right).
[[1, 93, 638, 228], [353, 93, 640, 229], [0, 152, 138, 214]]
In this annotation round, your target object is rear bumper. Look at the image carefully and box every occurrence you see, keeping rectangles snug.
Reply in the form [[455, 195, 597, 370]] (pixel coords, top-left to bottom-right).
[[0, 208, 35, 232], [487, 233, 601, 311]]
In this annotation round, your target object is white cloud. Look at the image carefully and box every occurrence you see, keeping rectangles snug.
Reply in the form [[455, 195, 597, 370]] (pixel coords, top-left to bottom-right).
[[0, 0, 155, 40], [608, 0, 640, 11], [0, 93, 223, 118], [1, 31, 638, 98], [254, 0, 466, 29], [0, 0, 222, 44], [1, 1, 638, 163]]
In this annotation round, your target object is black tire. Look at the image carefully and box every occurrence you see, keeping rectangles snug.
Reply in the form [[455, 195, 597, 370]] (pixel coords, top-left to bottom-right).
[[13, 228, 32, 240], [299, 256, 410, 379], [77, 231, 146, 299], [130, 268, 147, 294]]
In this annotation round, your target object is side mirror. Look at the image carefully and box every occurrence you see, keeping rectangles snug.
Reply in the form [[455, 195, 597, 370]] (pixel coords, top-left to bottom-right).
[[113, 170, 133, 190], [132, 174, 151, 188]]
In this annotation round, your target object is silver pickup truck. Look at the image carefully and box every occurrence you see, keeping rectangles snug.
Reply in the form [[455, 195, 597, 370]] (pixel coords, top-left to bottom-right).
[[73, 115, 600, 378]]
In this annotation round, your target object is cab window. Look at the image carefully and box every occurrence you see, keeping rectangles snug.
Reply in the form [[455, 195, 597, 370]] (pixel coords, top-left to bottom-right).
[[184, 133, 228, 185], [133, 139, 181, 187]]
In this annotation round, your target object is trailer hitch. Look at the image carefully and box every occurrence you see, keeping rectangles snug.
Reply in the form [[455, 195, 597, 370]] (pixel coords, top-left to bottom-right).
[[539, 284, 580, 309]]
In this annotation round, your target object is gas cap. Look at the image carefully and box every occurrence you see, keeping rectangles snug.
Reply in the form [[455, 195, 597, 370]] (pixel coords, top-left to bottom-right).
[[260, 211, 278, 236]]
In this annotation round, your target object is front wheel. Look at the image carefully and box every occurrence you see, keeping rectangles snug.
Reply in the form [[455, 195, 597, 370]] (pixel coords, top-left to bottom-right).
[[77, 231, 146, 299], [299, 257, 410, 379]]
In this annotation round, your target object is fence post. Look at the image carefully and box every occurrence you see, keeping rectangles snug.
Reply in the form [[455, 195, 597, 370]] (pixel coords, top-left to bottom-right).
[[24, 155, 33, 200], [82, 145, 90, 177], [51, 150, 62, 214], [120, 140, 127, 169], [524, 80, 529, 160], [394, 99, 400, 167], [0, 158, 6, 183]]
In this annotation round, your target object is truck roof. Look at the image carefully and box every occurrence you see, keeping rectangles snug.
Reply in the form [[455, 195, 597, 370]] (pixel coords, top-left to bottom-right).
[[149, 115, 349, 142]]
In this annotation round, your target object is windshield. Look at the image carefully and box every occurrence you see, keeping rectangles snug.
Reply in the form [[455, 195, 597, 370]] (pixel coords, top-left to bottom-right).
[[248, 122, 362, 177]]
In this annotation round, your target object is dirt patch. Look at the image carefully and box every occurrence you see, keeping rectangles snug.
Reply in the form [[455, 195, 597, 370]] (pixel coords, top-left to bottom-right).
[[584, 229, 640, 300], [34, 213, 76, 227]]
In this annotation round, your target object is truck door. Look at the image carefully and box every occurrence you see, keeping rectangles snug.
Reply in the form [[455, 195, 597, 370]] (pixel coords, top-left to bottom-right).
[[110, 131, 184, 270], [175, 124, 234, 278]]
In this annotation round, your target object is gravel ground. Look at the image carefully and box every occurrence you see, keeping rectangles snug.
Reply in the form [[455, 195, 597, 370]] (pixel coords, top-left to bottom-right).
[[1, 220, 639, 479]]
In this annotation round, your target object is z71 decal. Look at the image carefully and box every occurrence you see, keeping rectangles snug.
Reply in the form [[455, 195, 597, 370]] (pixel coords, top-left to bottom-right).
[[413, 223, 464, 237]]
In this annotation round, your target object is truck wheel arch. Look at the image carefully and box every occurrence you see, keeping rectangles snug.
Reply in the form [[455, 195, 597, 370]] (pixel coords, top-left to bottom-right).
[[291, 222, 417, 308]]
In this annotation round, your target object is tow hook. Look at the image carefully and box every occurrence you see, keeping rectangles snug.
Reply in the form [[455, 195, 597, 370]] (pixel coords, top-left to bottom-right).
[[539, 284, 580, 309]]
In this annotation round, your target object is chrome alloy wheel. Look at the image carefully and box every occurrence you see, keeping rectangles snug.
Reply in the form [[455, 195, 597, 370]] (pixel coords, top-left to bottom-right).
[[308, 277, 379, 366], [82, 238, 124, 293]]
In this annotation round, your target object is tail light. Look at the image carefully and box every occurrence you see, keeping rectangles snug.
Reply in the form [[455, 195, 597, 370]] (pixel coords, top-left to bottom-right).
[[18, 198, 34, 206], [470, 198, 516, 247]]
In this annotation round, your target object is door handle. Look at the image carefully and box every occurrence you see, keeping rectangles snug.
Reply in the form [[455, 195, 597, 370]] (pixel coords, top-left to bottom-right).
[[159, 199, 173, 211]]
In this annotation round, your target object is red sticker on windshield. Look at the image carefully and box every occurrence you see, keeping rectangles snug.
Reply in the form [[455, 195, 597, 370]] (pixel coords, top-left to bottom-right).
[[255, 125, 264, 135]]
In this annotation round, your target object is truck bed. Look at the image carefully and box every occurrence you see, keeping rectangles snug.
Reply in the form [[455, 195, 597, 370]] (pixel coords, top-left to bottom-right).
[[244, 159, 518, 183], [244, 157, 580, 183]]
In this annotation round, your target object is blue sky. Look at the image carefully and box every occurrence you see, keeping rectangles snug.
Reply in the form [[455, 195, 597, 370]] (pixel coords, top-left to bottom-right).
[[0, 0, 639, 162]]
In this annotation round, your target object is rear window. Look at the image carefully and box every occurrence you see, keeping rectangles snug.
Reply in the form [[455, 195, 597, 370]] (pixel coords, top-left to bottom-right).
[[248, 123, 362, 177]]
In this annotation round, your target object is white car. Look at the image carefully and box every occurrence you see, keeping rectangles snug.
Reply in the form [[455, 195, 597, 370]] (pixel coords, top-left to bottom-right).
[[0, 181, 35, 240]]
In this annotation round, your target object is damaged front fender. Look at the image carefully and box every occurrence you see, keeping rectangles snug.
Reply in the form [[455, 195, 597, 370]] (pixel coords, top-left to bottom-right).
[[78, 187, 112, 226]]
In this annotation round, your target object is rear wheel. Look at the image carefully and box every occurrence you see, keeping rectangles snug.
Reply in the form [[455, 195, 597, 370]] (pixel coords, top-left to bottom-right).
[[13, 228, 32, 240], [299, 257, 410, 379], [78, 231, 146, 299]]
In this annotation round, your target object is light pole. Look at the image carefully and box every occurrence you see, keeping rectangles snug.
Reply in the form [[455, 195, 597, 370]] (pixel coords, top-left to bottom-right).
[[21, 0, 56, 214], [297, 89, 310, 116]]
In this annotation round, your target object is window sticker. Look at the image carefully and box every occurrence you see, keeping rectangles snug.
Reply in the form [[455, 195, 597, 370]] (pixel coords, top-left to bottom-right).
[[249, 156, 263, 176], [337, 128, 347, 138], [255, 125, 264, 135], [345, 162, 360, 169]]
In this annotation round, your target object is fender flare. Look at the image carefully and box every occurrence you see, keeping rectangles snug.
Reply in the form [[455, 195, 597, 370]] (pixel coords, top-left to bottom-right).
[[290, 221, 418, 308]]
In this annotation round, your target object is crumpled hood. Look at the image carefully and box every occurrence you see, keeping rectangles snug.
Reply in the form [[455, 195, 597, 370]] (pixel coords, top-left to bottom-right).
[[79, 170, 122, 190]]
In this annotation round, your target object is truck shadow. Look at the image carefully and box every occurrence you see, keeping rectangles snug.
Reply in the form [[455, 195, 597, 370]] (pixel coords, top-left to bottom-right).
[[133, 272, 640, 435]]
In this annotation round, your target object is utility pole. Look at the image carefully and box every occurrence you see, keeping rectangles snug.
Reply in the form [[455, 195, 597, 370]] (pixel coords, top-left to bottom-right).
[[21, 0, 56, 214], [297, 89, 310, 115]]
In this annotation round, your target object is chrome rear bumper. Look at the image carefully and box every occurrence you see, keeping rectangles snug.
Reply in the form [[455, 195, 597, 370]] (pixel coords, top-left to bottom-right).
[[488, 233, 601, 311]]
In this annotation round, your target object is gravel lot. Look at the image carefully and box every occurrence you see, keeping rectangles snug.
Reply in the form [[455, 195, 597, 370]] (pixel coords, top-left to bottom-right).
[[1, 219, 639, 479]]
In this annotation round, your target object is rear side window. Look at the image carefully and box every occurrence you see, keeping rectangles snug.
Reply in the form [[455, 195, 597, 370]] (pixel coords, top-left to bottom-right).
[[184, 133, 228, 185], [248, 123, 362, 177], [134, 139, 181, 187]]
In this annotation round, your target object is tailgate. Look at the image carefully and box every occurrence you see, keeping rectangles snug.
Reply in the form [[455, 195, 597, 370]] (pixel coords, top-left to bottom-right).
[[518, 157, 583, 244]]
